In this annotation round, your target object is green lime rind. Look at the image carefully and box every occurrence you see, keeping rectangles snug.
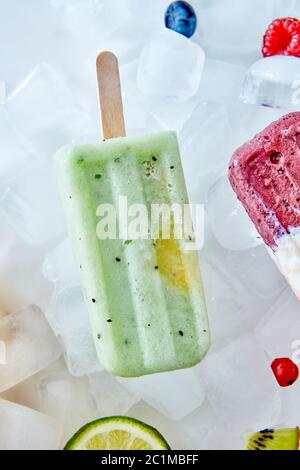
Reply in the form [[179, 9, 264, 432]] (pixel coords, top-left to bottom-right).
[[64, 416, 171, 451], [245, 427, 299, 451]]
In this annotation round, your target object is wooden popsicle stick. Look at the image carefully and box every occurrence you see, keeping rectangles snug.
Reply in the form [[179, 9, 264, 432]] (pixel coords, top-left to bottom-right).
[[96, 51, 126, 140]]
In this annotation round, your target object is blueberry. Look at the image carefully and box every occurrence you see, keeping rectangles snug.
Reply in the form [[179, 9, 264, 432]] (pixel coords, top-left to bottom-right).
[[165, 1, 197, 38]]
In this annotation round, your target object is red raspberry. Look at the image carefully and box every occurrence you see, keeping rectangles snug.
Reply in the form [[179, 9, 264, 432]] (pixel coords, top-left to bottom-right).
[[263, 17, 300, 58], [271, 358, 299, 387]]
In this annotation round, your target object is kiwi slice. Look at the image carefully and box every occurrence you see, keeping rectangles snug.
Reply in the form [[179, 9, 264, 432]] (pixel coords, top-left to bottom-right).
[[245, 427, 299, 450]]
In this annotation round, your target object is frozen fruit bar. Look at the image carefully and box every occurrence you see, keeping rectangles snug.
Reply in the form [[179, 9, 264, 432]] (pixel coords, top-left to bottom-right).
[[55, 131, 210, 377], [229, 112, 300, 298]]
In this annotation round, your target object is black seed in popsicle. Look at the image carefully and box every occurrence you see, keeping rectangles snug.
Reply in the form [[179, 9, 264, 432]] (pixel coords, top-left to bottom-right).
[[269, 152, 282, 164], [116, 257, 121, 262], [92, 299, 96, 303]]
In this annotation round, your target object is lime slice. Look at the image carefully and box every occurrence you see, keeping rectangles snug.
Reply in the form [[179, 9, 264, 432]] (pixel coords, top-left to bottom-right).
[[64, 416, 171, 450], [245, 427, 299, 450]]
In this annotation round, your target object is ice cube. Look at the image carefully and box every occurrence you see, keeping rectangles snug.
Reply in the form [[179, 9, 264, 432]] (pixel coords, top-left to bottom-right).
[[241, 56, 300, 109], [120, 61, 150, 132], [0, 399, 62, 450], [226, 245, 287, 300], [228, 102, 286, 150], [148, 96, 199, 134], [180, 401, 244, 450], [137, 29, 205, 101], [199, 59, 247, 106], [255, 289, 300, 359], [0, 108, 37, 182], [205, 422, 245, 450], [0, 306, 61, 393], [176, 401, 219, 450], [56, 0, 130, 44], [202, 234, 283, 334], [45, 287, 101, 377], [37, 363, 99, 444], [0, 162, 66, 246], [88, 371, 139, 416], [280, 381, 300, 426], [127, 401, 184, 449], [128, 0, 170, 19], [118, 369, 205, 420], [2, 358, 99, 445], [1, 366, 42, 411], [6, 63, 91, 156], [207, 176, 262, 251], [0, 235, 53, 314], [198, 335, 281, 432], [100, 18, 157, 66], [199, 0, 277, 65], [180, 103, 235, 201], [43, 238, 80, 289], [201, 256, 248, 344]]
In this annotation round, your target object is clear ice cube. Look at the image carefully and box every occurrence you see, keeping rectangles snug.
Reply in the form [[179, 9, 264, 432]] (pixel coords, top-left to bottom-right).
[[180, 103, 235, 201], [36, 362, 99, 444], [241, 56, 300, 109], [255, 289, 300, 359], [176, 401, 219, 450], [226, 245, 287, 300], [118, 369, 205, 420], [127, 401, 184, 449], [2, 358, 99, 446], [201, 256, 248, 344], [59, 0, 130, 44], [137, 28, 205, 101], [6, 63, 91, 155], [147, 96, 199, 134], [199, 0, 276, 64], [199, 59, 247, 106], [280, 381, 300, 426], [0, 305, 61, 393], [202, 235, 283, 334], [198, 335, 281, 432], [88, 371, 139, 416], [128, 0, 170, 19], [227, 102, 286, 150], [0, 234, 53, 314], [0, 162, 66, 246], [0, 108, 37, 182], [207, 176, 262, 251], [45, 287, 101, 377], [0, 398, 62, 450], [43, 238, 80, 289]]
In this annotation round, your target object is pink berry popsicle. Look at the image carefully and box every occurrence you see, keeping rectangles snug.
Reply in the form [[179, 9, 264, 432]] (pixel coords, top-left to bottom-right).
[[229, 112, 300, 298]]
